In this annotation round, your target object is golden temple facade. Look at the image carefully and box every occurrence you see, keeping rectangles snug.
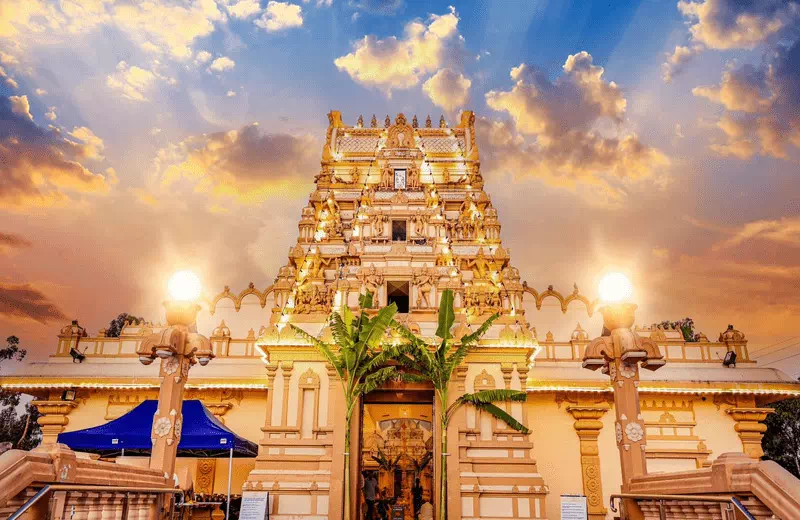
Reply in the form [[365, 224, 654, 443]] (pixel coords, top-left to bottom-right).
[[4, 111, 800, 520]]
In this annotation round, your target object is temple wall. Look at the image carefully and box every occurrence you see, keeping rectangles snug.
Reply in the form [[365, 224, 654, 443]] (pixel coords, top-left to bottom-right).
[[526, 394, 584, 519]]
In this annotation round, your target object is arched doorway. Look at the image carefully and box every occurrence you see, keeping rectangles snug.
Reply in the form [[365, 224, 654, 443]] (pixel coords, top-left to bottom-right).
[[358, 384, 434, 520]]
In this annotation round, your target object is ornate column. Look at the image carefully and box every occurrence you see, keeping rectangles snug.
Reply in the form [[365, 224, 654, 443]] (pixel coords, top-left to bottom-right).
[[280, 361, 294, 427], [726, 394, 773, 458], [137, 300, 215, 478], [582, 302, 665, 490], [264, 363, 279, 428], [32, 400, 78, 444], [567, 403, 609, 520]]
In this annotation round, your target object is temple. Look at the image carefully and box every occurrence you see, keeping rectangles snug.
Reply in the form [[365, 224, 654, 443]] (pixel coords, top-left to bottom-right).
[[3, 111, 800, 520]]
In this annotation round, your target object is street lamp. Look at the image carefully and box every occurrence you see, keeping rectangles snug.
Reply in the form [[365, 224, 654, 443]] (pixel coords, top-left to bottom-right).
[[582, 273, 665, 491], [137, 270, 214, 479]]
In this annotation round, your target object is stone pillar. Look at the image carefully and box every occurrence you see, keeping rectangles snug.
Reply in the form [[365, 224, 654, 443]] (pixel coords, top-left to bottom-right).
[[280, 361, 294, 427], [567, 404, 609, 520], [137, 300, 214, 479], [32, 401, 78, 444], [727, 402, 773, 459], [264, 363, 278, 428], [582, 302, 665, 491], [150, 353, 189, 477]]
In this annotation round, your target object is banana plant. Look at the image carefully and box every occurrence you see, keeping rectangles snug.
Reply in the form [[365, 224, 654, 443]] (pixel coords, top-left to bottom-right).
[[391, 289, 530, 520], [371, 448, 402, 472], [411, 451, 433, 480], [292, 292, 399, 520]]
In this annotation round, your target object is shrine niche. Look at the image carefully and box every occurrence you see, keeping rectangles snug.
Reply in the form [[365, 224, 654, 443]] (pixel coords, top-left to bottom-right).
[[386, 113, 415, 149]]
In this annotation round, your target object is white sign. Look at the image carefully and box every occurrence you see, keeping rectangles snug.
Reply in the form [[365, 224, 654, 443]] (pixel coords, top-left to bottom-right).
[[560, 495, 588, 520], [239, 491, 269, 520]]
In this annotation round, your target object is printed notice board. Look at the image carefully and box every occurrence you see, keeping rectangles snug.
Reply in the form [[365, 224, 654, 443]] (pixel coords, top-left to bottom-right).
[[239, 491, 270, 520], [560, 494, 588, 520]]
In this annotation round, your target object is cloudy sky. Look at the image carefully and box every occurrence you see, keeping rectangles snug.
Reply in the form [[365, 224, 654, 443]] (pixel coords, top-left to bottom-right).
[[1, 0, 798, 365]]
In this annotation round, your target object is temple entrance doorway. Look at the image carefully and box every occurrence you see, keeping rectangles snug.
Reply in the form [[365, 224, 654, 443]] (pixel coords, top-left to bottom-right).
[[387, 281, 410, 313], [359, 387, 435, 520]]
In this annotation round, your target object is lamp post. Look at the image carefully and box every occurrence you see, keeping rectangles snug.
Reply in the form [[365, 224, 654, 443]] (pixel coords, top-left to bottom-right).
[[137, 271, 214, 479], [582, 274, 665, 490]]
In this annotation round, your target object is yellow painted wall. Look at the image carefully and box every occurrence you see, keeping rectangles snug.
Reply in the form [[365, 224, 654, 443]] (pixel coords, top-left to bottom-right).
[[525, 394, 584, 520]]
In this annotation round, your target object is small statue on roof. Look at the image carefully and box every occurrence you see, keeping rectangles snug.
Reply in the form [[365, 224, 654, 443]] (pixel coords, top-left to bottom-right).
[[412, 115, 418, 128], [357, 115, 364, 128], [439, 115, 446, 128], [371, 114, 377, 128], [385, 115, 391, 127], [426, 115, 432, 128]]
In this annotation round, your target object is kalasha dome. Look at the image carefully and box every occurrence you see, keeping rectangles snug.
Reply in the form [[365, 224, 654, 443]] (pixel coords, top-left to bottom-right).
[[4, 111, 799, 520]]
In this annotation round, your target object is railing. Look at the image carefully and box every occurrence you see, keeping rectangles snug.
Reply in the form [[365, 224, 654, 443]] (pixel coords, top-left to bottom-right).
[[610, 493, 756, 520], [7, 485, 183, 520]]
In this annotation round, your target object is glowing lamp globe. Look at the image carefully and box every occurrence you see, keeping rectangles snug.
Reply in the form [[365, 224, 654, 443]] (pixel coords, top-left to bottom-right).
[[168, 270, 202, 302], [598, 272, 633, 304]]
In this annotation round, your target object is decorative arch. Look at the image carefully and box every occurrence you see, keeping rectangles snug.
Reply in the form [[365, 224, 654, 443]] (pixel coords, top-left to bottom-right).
[[521, 284, 599, 317], [207, 283, 275, 315]]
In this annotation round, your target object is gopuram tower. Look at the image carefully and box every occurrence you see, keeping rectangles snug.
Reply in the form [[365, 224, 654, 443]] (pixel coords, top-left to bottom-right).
[[245, 111, 547, 519]]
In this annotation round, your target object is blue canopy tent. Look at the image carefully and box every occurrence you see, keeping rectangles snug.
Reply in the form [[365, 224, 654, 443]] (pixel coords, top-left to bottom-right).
[[58, 399, 258, 458], [58, 399, 257, 518]]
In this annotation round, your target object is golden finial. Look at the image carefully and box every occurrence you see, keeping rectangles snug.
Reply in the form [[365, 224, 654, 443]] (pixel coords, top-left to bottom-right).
[[384, 115, 391, 127], [412, 115, 418, 128], [425, 115, 432, 128], [357, 115, 364, 128], [439, 115, 446, 128]]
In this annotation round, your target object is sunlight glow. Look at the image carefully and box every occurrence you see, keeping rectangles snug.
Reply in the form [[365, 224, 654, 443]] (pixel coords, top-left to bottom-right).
[[167, 270, 202, 302], [598, 272, 632, 303]]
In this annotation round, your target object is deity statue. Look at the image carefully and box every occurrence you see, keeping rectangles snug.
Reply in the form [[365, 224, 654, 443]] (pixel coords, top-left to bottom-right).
[[304, 248, 332, 279], [465, 247, 491, 280], [412, 211, 427, 237], [358, 265, 384, 306], [424, 185, 440, 209], [413, 267, 436, 308], [371, 210, 387, 238], [360, 186, 374, 208], [379, 164, 393, 190], [407, 163, 420, 190]]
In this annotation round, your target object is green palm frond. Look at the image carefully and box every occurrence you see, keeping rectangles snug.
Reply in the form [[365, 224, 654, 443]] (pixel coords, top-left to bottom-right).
[[330, 313, 353, 351], [473, 401, 530, 434], [435, 289, 455, 340], [358, 303, 397, 349], [359, 366, 397, 395], [359, 291, 374, 309], [290, 325, 342, 374], [458, 313, 499, 346], [464, 389, 528, 404]]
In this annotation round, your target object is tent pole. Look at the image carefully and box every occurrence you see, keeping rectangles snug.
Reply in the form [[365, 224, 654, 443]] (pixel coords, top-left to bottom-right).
[[226, 447, 233, 519]]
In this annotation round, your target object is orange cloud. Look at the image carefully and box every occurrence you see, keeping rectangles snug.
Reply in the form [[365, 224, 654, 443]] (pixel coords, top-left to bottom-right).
[[0, 232, 31, 254], [155, 123, 318, 205], [482, 53, 668, 203], [0, 95, 113, 210], [0, 282, 66, 324]]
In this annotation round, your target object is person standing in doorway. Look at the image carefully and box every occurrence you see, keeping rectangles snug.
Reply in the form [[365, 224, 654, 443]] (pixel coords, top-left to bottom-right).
[[364, 472, 378, 520], [412, 478, 423, 519]]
